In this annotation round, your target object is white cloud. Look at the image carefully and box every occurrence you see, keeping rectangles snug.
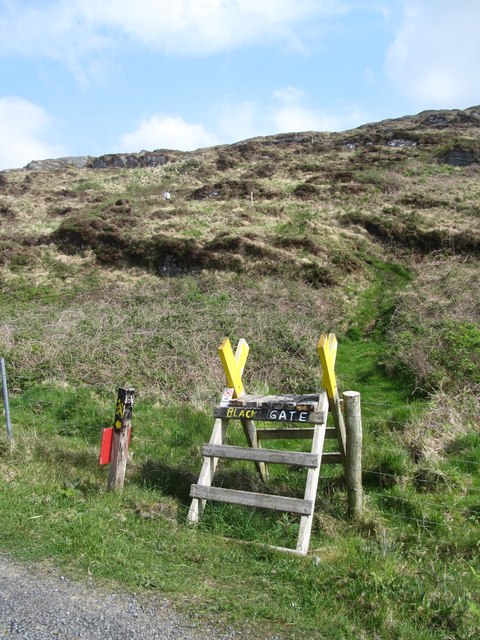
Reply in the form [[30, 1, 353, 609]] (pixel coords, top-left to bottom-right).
[[0, 0, 344, 67], [119, 88, 368, 154], [119, 114, 218, 152], [385, 0, 480, 107], [270, 87, 366, 132], [211, 100, 260, 142], [0, 97, 66, 170]]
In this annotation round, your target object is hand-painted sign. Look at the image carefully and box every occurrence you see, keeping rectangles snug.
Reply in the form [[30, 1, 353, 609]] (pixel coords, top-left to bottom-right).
[[214, 405, 325, 424]]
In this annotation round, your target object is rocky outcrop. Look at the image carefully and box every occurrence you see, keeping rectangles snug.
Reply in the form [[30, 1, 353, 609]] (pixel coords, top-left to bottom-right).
[[24, 149, 184, 172], [25, 156, 91, 170], [16, 105, 480, 173], [89, 150, 174, 169]]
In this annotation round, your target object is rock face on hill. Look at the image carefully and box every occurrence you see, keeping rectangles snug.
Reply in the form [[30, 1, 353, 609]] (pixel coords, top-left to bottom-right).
[[24, 150, 185, 172], [15, 105, 480, 173], [24, 156, 92, 171]]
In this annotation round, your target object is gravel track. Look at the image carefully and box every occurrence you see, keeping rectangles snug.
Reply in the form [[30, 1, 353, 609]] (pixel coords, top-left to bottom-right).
[[0, 555, 247, 639]]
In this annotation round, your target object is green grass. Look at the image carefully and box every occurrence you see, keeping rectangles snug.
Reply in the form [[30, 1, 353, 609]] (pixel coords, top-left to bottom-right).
[[1, 110, 480, 637], [0, 253, 478, 638], [1, 358, 479, 639]]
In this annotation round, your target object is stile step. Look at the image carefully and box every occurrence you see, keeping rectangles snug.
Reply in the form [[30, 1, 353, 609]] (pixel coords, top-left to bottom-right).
[[201, 444, 319, 468], [190, 485, 313, 515], [256, 427, 337, 440], [321, 452, 342, 464]]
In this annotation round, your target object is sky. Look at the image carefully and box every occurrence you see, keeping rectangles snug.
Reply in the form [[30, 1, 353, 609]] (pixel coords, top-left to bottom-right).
[[0, 0, 479, 170]]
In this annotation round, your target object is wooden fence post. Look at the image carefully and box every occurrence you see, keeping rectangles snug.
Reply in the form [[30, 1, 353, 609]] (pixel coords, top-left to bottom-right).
[[343, 390, 362, 519], [108, 387, 135, 491]]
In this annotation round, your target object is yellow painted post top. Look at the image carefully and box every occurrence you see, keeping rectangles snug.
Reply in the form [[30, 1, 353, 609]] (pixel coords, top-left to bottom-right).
[[218, 337, 249, 398], [317, 333, 338, 399]]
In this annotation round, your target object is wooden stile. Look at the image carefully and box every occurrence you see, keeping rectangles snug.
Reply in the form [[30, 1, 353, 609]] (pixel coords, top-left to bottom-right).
[[188, 333, 361, 556]]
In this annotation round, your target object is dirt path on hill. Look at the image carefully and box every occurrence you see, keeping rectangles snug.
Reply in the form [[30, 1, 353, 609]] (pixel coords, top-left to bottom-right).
[[0, 555, 258, 639]]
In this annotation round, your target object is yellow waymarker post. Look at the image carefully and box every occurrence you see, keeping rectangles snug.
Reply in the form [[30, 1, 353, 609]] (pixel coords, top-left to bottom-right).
[[317, 333, 338, 399], [317, 333, 346, 459], [217, 337, 266, 479], [218, 337, 249, 398]]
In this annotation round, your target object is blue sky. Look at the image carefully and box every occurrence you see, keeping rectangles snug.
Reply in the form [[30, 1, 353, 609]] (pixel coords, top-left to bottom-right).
[[0, 0, 479, 170]]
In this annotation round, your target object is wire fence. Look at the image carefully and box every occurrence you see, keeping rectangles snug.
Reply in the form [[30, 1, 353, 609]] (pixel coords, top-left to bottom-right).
[[1, 370, 479, 534]]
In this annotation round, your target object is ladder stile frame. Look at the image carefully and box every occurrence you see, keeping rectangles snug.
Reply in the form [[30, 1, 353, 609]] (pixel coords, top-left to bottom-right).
[[296, 392, 329, 555], [188, 333, 345, 555], [187, 417, 228, 523]]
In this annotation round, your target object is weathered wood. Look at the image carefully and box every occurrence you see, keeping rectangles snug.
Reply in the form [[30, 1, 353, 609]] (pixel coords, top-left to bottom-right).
[[190, 485, 313, 515], [107, 387, 135, 491], [240, 418, 267, 481], [214, 405, 326, 424], [230, 393, 320, 410], [187, 418, 226, 523], [222, 537, 308, 557], [189, 334, 347, 555], [329, 390, 347, 461], [202, 444, 319, 468], [321, 452, 342, 464], [297, 401, 328, 554], [256, 427, 337, 440], [257, 427, 314, 440], [344, 391, 363, 519]]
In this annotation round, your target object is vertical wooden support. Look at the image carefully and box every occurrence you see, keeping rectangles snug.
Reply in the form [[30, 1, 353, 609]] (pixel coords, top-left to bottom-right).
[[187, 418, 227, 523], [317, 334, 346, 460], [296, 393, 329, 554], [343, 391, 363, 519], [108, 387, 135, 491]]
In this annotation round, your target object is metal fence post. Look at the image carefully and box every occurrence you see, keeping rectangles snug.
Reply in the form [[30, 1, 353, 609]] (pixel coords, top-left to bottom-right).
[[1, 358, 13, 443]]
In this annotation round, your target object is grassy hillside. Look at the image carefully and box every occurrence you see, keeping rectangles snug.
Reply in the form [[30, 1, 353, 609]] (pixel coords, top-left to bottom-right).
[[0, 106, 479, 639]]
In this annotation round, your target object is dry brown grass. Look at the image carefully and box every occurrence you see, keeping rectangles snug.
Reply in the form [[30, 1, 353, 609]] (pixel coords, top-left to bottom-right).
[[0, 261, 349, 400], [403, 388, 480, 460], [385, 254, 480, 421]]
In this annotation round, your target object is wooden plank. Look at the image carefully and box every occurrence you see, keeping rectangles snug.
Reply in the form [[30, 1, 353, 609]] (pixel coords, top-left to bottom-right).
[[214, 406, 326, 424], [256, 427, 337, 440], [330, 389, 347, 461], [231, 393, 320, 411], [222, 537, 309, 557], [296, 397, 328, 554], [321, 452, 342, 464], [202, 444, 319, 468], [241, 418, 267, 482], [190, 485, 313, 516], [187, 418, 226, 523]]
